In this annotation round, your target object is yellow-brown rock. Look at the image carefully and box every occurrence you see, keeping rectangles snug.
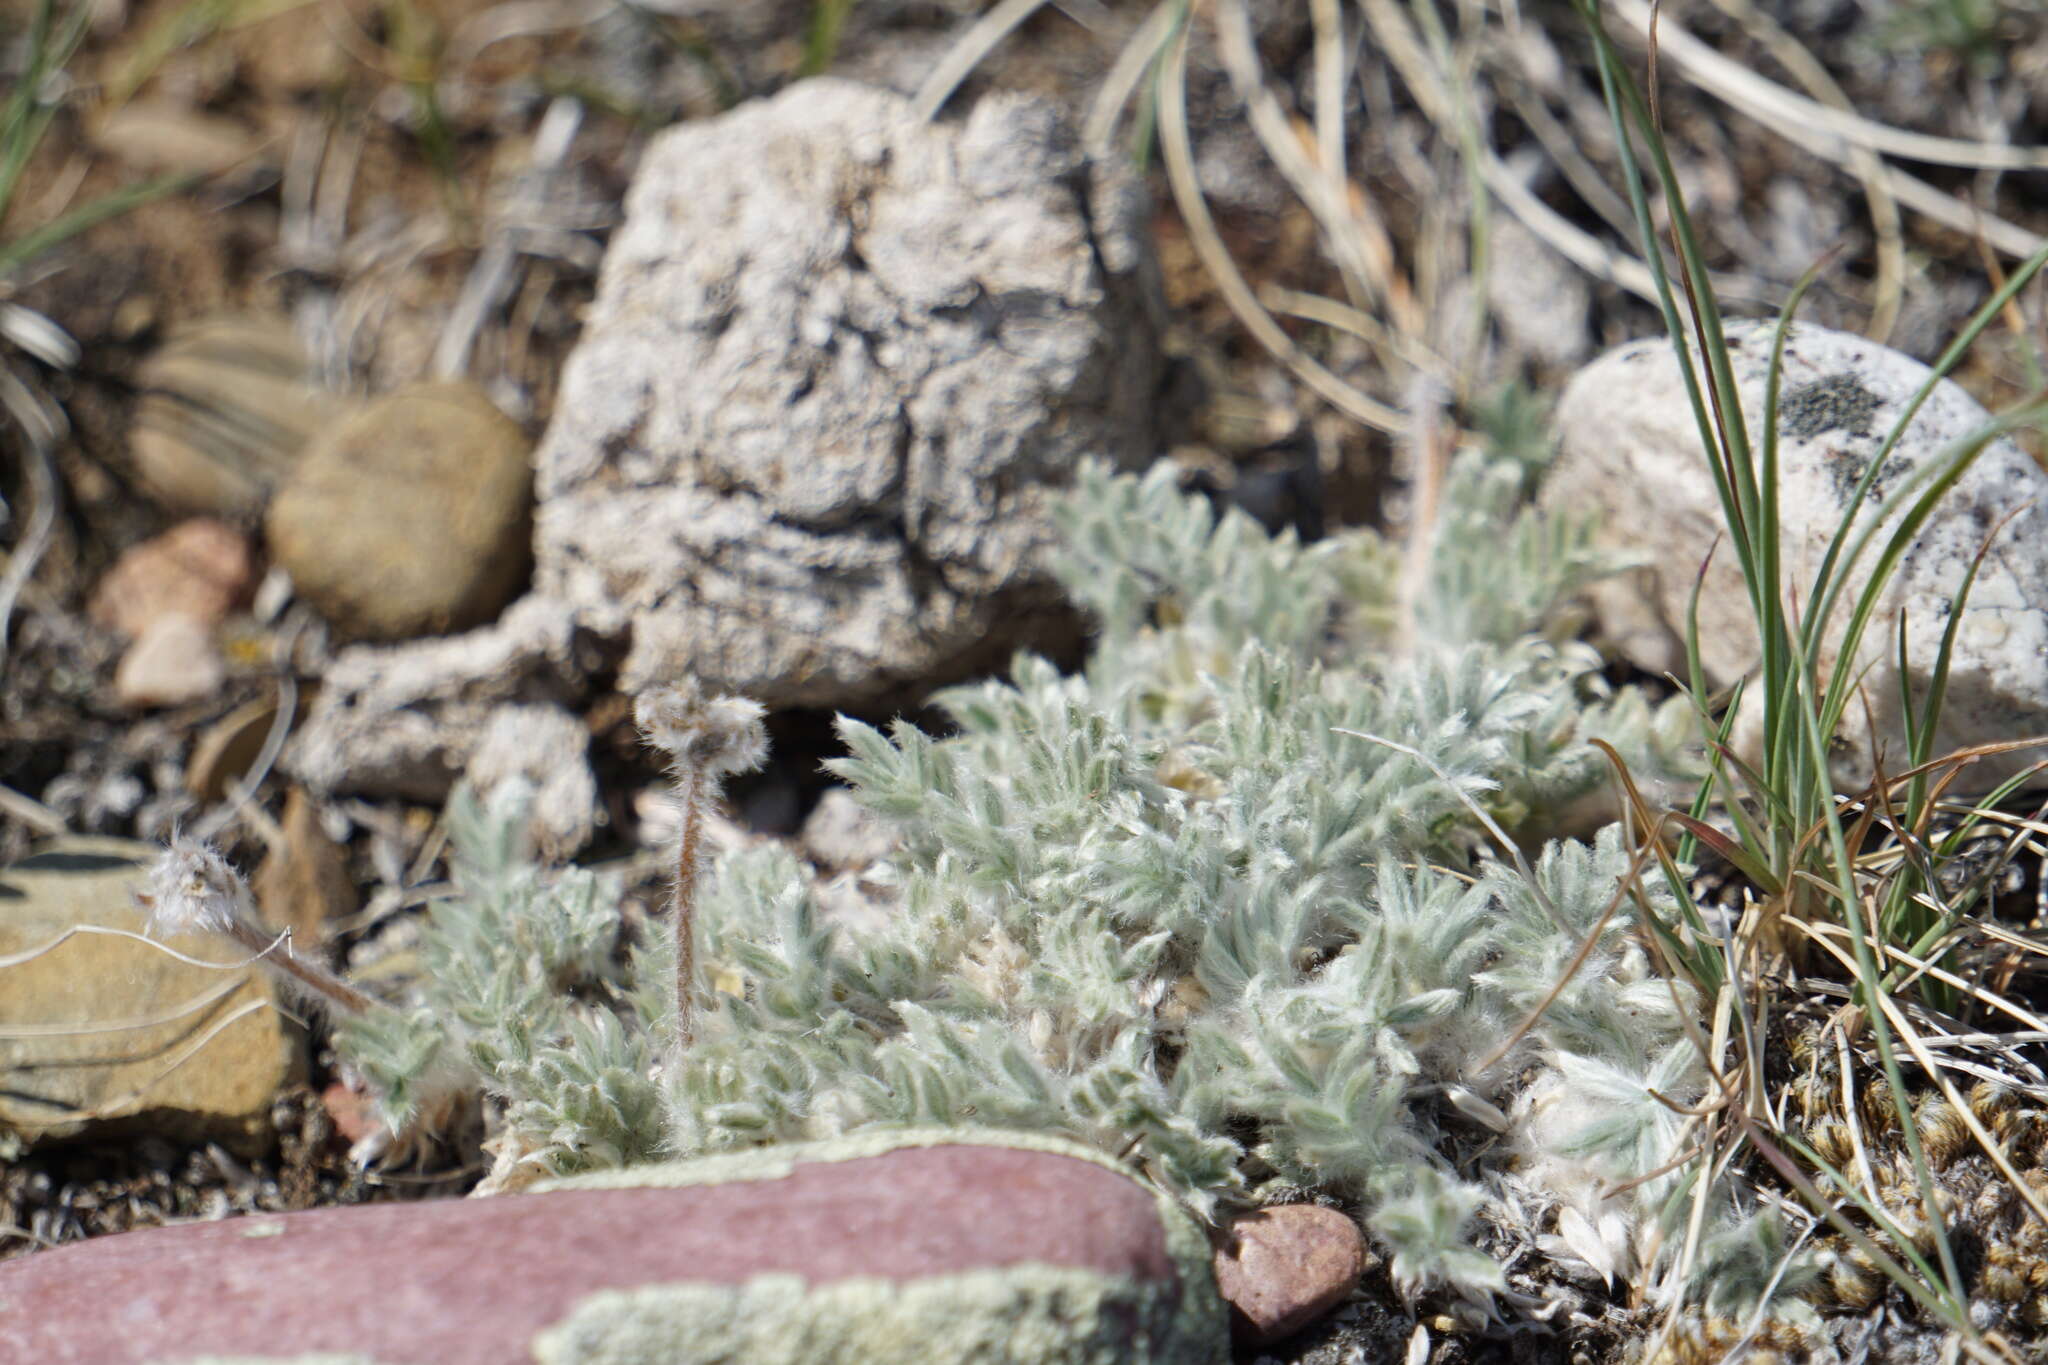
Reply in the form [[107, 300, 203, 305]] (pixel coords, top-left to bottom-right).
[[0, 839, 294, 1154], [265, 381, 532, 641]]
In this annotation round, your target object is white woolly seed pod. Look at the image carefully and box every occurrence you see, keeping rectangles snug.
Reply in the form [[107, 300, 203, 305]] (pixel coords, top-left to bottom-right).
[[635, 682, 769, 778], [142, 838, 245, 939], [141, 836, 375, 1019]]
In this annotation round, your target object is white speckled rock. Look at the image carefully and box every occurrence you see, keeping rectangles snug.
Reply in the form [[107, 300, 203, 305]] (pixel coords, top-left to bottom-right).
[[1545, 321, 2048, 791], [531, 77, 1162, 708], [284, 595, 596, 803]]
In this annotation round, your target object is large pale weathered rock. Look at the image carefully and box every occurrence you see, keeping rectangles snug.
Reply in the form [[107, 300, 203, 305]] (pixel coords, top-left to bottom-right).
[[1546, 321, 2048, 791], [0, 839, 293, 1152], [267, 381, 533, 642], [1210, 1204, 1367, 1345], [284, 595, 597, 802], [0, 1129, 1227, 1364], [533, 78, 1162, 708]]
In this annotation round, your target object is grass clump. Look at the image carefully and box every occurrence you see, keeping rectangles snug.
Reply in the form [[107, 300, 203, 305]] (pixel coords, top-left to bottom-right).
[[1571, 1, 2048, 1354]]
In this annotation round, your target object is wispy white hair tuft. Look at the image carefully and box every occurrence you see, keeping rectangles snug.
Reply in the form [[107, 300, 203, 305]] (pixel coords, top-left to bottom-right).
[[142, 838, 247, 939]]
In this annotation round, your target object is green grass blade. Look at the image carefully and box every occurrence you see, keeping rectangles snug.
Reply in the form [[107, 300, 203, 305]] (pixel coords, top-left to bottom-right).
[[0, 174, 194, 276]]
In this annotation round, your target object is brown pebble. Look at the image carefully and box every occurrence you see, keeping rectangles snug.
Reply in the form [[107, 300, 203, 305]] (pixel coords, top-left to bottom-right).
[[1212, 1203, 1367, 1345], [253, 788, 357, 944], [265, 381, 532, 641], [129, 314, 351, 516]]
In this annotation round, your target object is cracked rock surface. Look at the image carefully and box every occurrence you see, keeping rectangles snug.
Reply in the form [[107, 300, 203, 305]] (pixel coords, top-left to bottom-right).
[[532, 76, 1163, 707], [289, 79, 1163, 803], [1546, 320, 2048, 792], [288, 595, 601, 806]]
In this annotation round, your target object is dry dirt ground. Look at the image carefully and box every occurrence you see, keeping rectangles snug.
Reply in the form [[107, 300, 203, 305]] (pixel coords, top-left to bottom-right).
[[6, 3, 2048, 1362]]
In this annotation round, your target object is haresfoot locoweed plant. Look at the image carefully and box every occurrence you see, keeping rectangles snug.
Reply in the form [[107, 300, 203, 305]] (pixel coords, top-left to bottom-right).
[[329, 443, 1789, 1314]]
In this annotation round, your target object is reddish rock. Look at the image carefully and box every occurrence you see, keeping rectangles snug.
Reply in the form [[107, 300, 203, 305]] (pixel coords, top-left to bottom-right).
[[89, 517, 255, 638], [0, 1131, 1228, 1364], [318, 1077, 379, 1146], [1212, 1203, 1367, 1345]]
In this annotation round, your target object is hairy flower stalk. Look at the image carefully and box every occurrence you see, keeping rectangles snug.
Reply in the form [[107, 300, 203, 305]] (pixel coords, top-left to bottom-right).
[[636, 682, 770, 1050], [142, 838, 377, 1018]]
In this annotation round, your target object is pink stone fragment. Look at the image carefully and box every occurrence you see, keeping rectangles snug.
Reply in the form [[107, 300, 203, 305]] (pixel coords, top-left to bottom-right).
[[89, 517, 255, 638], [1211, 1203, 1367, 1345]]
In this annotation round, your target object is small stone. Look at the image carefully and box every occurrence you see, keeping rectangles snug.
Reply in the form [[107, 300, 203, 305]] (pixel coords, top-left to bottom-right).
[[1211, 1204, 1368, 1345], [93, 101, 262, 176], [113, 614, 226, 709], [266, 381, 533, 642], [252, 788, 357, 947], [319, 1077, 380, 1147], [799, 787, 900, 870], [89, 517, 256, 638], [0, 1129, 1228, 1364], [0, 839, 294, 1153], [463, 703, 599, 858], [1546, 320, 2048, 793], [129, 314, 354, 516]]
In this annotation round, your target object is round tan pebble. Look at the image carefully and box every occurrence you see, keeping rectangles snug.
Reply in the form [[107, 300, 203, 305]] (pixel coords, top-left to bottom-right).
[[1212, 1203, 1368, 1345], [89, 517, 255, 638], [265, 381, 533, 641]]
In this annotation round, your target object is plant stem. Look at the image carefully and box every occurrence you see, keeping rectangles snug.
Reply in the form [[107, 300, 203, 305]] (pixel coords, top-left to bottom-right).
[[671, 764, 706, 1048], [218, 911, 378, 1018]]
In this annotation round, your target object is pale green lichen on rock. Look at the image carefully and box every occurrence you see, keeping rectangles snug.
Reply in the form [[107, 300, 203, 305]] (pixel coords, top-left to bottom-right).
[[536, 1127, 1227, 1358], [338, 440, 1787, 1309], [530, 1136, 1226, 1363], [531, 1266, 1222, 1365]]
